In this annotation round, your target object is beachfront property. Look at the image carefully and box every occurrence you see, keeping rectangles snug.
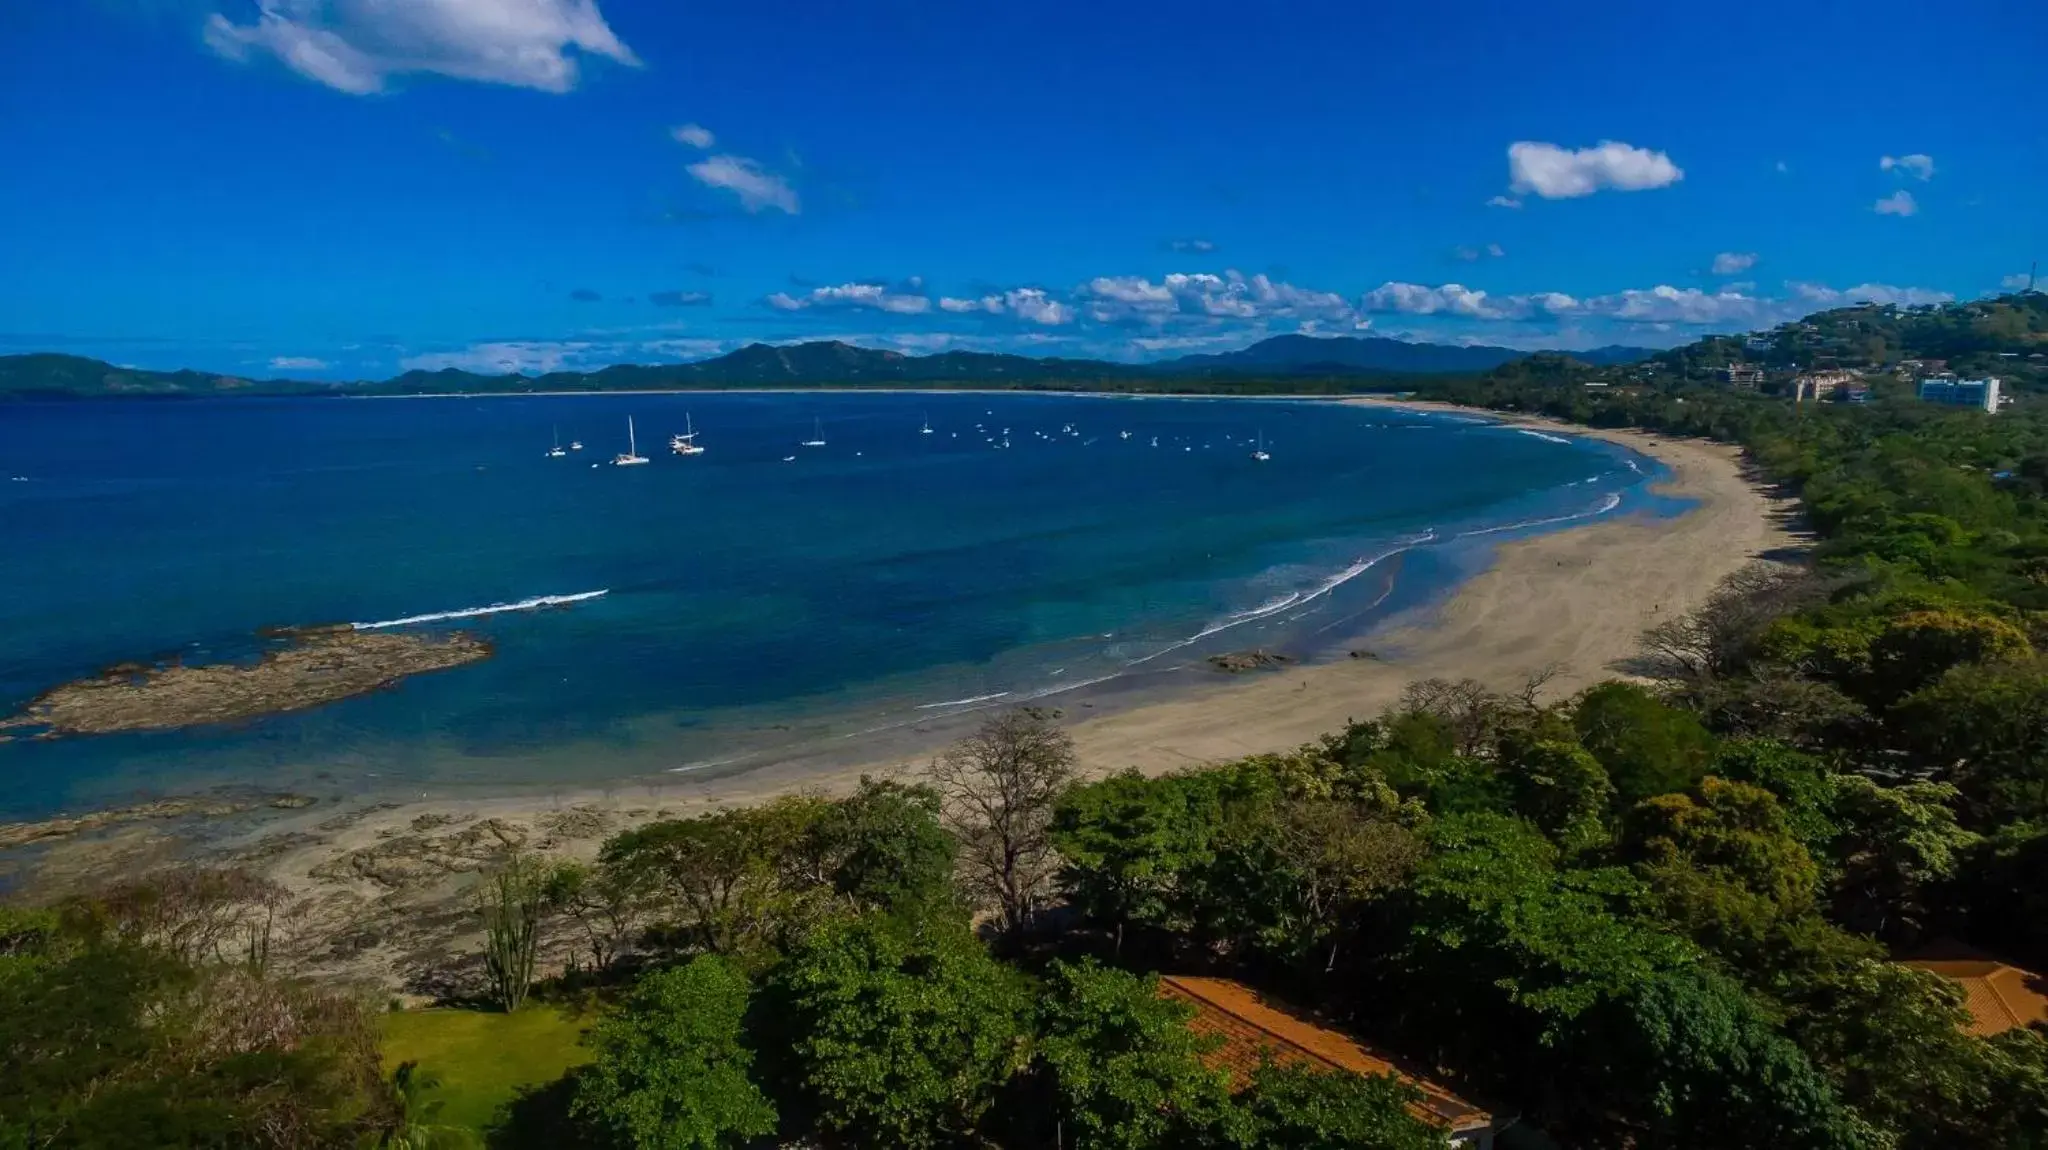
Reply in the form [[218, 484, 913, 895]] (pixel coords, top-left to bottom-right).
[[1903, 947, 2048, 1036], [1718, 363, 1767, 391], [1794, 370, 1859, 403], [1917, 375, 2003, 412], [1159, 975, 1503, 1148]]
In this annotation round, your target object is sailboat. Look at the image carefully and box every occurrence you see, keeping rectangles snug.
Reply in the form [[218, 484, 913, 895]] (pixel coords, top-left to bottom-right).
[[612, 416, 649, 466], [1251, 430, 1271, 462], [670, 413, 705, 456], [546, 426, 567, 458], [920, 413, 934, 435], [801, 417, 827, 448], [569, 439, 584, 451]]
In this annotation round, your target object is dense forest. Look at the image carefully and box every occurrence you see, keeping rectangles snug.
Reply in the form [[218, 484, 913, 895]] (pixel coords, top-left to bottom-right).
[[8, 293, 2048, 1148]]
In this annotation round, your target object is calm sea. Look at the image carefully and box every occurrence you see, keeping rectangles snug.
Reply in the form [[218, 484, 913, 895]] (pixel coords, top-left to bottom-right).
[[0, 393, 1676, 818]]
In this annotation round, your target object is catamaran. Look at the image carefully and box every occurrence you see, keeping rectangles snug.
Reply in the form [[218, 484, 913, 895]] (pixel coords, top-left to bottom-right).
[[547, 426, 567, 458], [670, 413, 705, 456], [1251, 430, 1271, 462], [613, 417, 649, 466], [801, 418, 827, 448]]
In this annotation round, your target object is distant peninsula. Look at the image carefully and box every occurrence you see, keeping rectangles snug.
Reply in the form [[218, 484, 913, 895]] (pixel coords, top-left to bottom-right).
[[0, 335, 1654, 400]]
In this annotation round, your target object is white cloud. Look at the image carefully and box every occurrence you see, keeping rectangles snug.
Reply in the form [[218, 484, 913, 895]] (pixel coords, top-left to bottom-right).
[[1875, 190, 1918, 217], [203, 0, 638, 95], [936, 290, 1074, 326], [1506, 140, 1683, 199], [1360, 282, 1513, 320], [1711, 251, 1758, 275], [401, 340, 593, 374], [1486, 195, 1523, 209], [268, 355, 328, 371], [1078, 270, 1357, 327], [2002, 273, 2036, 291], [1167, 238, 1216, 253], [1787, 282, 1953, 309], [1880, 153, 1935, 180], [670, 123, 715, 149], [1775, 160, 1790, 174], [1486, 243, 1505, 258], [768, 282, 931, 314], [687, 154, 800, 214]]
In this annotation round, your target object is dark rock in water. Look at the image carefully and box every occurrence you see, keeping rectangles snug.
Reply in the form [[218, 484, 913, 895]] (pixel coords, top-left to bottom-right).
[[1206, 650, 1295, 673], [0, 628, 491, 739]]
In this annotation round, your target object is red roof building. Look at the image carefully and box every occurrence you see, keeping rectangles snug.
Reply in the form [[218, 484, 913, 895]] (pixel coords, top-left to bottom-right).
[[1903, 955, 2048, 1037], [1159, 975, 1499, 1147]]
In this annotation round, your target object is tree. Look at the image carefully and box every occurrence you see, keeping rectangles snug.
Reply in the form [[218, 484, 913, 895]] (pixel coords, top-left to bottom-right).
[[1621, 779, 1822, 967], [1053, 770, 1223, 953], [479, 852, 547, 1013], [1571, 682, 1717, 804], [807, 776, 957, 913], [1034, 961, 1232, 1149], [767, 915, 1029, 1148], [1584, 969, 1876, 1150], [1829, 777, 1978, 943], [572, 955, 777, 1150], [928, 707, 1079, 936], [1498, 733, 1614, 846], [1865, 607, 2033, 703], [600, 798, 828, 955], [1894, 657, 2048, 824], [542, 858, 653, 974], [1223, 1063, 1449, 1150]]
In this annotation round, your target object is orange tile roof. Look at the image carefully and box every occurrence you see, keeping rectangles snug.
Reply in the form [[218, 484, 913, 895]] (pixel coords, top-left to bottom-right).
[[1159, 975, 1491, 1133], [1903, 958, 2048, 1037]]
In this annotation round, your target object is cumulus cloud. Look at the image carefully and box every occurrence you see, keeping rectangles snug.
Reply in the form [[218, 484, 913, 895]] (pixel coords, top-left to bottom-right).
[[1506, 140, 1684, 199], [401, 340, 592, 374], [569, 288, 602, 302], [2002, 273, 2037, 291], [1880, 153, 1935, 180], [767, 282, 931, 315], [1875, 190, 1918, 217], [203, 0, 638, 95], [1711, 252, 1758, 275], [937, 288, 1075, 326], [648, 290, 712, 307], [1486, 195, 1523, 209], [670, 123, 715, 149], [687, 154, 800, 214], [268, 355, 328, 371], [1077, 270, 1358, 327], [1787, 282, 1953, 309], [1360, 282, 1517, 320]]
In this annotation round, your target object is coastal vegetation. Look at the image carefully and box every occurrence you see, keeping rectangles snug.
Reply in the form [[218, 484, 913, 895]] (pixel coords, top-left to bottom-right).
[[5, 291, 2048, 1147]]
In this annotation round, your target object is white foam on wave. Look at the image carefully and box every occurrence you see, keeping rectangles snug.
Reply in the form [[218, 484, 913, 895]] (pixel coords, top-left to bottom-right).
[[916, 691, 1011, 710], [1515, 428, 1572, 444], [1125, 534, 1434, 668], [1453, 492, 1622, 539], [350, 589, 609, 630]]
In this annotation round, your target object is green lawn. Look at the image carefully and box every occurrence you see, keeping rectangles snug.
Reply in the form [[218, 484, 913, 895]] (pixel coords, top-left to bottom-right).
[[381, 1005, 595, 1135]]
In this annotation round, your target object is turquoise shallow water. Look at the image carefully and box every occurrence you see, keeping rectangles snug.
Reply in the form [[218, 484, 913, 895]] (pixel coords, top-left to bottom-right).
[[0, 393, 1676, 818]]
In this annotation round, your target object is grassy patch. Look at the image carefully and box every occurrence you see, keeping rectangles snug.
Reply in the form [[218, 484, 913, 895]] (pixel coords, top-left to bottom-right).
[[381, 1005, 595, 1134]]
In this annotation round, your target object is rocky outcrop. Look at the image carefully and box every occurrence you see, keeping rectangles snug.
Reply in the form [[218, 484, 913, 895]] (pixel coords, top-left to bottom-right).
[[0, 793, 313, 851], [1206, 649, 1296, 673], [0, 629, 490, 739]]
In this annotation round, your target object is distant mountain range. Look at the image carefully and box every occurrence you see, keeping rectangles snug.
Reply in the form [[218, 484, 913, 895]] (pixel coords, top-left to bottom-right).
[[0, 335, 1656, 399]]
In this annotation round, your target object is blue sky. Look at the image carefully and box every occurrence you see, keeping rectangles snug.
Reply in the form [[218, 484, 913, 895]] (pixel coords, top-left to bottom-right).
[[2, 0, 2042, 378]]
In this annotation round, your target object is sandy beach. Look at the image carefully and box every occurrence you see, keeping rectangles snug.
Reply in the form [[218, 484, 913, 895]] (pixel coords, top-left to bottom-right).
[[7, 399, 1802, 990]]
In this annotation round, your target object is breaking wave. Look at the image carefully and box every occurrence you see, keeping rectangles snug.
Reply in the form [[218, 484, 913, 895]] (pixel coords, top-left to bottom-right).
[[350, 589, 609, 631]]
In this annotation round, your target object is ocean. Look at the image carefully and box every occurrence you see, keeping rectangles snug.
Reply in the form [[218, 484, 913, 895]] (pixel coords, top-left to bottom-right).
[[0, 392, 1678, 819]]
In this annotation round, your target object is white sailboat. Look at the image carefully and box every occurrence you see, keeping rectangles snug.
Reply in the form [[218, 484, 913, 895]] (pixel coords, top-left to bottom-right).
[[546, 426, 567, 458], [569, 439, 584, 451], [801, 417, 827, 448], [920, 413, 934, 435], [670, 413, 705, 456], [1251, 430, 1271, 462], [612, 416, 649, 466]]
